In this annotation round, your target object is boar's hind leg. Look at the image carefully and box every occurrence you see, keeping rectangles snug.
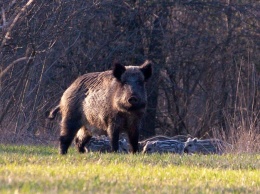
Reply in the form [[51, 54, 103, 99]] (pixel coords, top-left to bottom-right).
[[128, 130, 139, 153], [59, 118, 82, 155], [74, 127, 92, 153]]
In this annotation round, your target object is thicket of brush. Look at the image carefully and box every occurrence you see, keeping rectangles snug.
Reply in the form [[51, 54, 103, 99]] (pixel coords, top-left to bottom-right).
[[0, 0, 259, 152]]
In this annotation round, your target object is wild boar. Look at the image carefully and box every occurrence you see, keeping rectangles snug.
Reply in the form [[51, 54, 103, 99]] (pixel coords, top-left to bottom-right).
[[138, 135, 173, 150], [184, 138, 232, 155], [138, 135, 193, 150], [51, 61, 152, 154], [84, 136, 129, 153], [142, 140, 185, 154]]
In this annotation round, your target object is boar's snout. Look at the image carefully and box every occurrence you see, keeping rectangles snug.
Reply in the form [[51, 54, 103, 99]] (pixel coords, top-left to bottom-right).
[[128, 96, 139, 105], [127, 95, 146, 111]]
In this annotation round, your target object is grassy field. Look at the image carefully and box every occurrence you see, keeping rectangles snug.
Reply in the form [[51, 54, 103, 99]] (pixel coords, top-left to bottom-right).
[[0, 144, 259, 194]]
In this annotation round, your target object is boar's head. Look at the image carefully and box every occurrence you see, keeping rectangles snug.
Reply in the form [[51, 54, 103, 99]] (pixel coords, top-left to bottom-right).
[[112, 60, 152, 112]]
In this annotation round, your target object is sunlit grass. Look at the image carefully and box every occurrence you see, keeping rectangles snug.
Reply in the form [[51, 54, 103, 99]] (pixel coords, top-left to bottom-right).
[[0, 144, 259, 193]]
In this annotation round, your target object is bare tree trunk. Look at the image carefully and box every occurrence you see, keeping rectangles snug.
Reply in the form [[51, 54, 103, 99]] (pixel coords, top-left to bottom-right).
[[141, 8, 168, 138]]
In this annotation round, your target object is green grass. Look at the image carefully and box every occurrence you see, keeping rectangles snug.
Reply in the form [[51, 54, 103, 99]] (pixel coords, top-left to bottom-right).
[[0, 144, 259, 194]]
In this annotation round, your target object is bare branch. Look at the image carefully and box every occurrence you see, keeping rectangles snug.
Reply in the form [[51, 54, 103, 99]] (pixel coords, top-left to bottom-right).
[[0, 57, 32, 79], [0, 0, 34, 54]]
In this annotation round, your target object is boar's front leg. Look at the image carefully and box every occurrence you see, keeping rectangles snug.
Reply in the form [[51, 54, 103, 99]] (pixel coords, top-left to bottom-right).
[[127, 128, 139, 153], [107, 126, 120, 152]]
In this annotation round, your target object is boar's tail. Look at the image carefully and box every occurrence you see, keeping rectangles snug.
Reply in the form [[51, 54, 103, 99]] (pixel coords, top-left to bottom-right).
[[46, 105, 60, 120]]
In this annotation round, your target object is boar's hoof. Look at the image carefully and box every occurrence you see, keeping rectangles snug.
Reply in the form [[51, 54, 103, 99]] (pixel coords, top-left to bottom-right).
[[75, 141, 86, 153], [59, 145, 68, 155]]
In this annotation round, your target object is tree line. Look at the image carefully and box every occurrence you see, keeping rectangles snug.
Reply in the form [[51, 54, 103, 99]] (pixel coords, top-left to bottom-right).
[[0, 0, 259, 150]]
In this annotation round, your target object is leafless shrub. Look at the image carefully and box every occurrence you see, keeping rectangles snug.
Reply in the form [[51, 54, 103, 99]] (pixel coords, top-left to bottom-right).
[[0, 1, 259, 152]]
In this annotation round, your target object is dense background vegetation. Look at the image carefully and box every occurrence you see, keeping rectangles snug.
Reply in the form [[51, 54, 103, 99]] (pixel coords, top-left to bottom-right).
[[0, 0, 259, 152]]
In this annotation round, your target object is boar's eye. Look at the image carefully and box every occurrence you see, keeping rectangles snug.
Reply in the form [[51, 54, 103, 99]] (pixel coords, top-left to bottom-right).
[[137, 80, 144, 86]]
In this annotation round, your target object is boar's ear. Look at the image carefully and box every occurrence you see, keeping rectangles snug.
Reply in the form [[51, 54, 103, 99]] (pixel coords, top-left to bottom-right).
[[113, 63, 126, 81], [186, 138, 192, 142], [140, 60, 152, 81]]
